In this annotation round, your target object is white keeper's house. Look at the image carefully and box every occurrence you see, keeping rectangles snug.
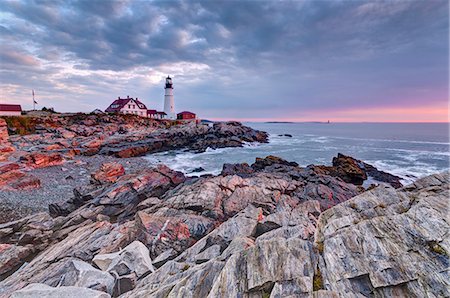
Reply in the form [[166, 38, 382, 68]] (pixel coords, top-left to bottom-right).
[[105, 96, 150, 117]]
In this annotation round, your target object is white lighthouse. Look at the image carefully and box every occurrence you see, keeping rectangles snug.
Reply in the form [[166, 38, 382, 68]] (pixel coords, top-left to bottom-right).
[[163, 76, 175, 119]]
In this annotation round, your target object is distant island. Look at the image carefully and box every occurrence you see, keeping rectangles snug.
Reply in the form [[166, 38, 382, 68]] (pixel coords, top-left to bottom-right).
[[265, 121, 294, 123]]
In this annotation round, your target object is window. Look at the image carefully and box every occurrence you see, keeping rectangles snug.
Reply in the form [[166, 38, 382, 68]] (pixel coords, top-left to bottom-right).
[[133, 105, 135, 109], [128, 105, 131, 109]]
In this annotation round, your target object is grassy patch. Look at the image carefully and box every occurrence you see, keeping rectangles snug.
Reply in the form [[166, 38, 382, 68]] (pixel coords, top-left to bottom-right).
[[316, 241, 324, 254], [4, 116, 37, 135], [182, 263, 190, 271], [429, 241, 448, 256], [313, 266, 324, 291]]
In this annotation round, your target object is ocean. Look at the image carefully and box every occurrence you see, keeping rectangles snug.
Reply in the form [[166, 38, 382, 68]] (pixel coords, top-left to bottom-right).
[[144, 122, 450, 184]]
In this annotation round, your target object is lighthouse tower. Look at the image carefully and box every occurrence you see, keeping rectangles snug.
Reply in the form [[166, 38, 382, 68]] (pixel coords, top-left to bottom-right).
[[164, 76, 175, 119]]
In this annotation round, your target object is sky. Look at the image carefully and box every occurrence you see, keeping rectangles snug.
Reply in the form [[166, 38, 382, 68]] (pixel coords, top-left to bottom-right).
[[0, 0, 448, 122]]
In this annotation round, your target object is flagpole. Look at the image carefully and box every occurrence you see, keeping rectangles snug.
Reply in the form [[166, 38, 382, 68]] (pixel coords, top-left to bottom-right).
[[32, 90, 35, 110]]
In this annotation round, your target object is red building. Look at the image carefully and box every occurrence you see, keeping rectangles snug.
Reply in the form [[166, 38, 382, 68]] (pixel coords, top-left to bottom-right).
[[177, 111, 196, 120], [0, 104, 22, 116]]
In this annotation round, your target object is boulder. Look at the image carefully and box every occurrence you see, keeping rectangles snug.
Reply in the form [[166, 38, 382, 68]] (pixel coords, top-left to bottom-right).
[[331, 153, 367, 185], [252, 155, 299, 171], [91, 162, 125, 184], [60, 259, 114, 294], [20, 152, 64, 169], [93, 241, 154, 278], [0, 244, 34, 276], [314, 153, 403, 188], [10, 283, 110, 298], [221, 163, 254, 177], [93, 241, 154, 296], [0, 169, 41, 191]]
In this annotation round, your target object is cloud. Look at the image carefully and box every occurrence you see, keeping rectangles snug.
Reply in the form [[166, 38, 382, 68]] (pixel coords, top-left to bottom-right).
[[0, 0, 447, 120]]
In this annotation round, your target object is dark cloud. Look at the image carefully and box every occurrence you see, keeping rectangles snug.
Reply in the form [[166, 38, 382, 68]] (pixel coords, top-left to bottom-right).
[[0, 0, 448, 119]]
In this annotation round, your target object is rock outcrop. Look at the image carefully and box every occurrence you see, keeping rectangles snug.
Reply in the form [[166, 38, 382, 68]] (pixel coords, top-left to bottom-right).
[[5, 114, 268, 160], [99, 121, 268, 158], [91, 162, 125, 184], [313, 153, 403, 188]]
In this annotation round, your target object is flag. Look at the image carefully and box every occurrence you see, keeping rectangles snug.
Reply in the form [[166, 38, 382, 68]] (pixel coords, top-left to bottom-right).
[[32, 90, 37, 104]]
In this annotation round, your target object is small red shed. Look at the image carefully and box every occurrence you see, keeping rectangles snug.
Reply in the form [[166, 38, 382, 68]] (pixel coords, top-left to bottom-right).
[[177, 111, 196, 120], [0, 104, 22, 116]]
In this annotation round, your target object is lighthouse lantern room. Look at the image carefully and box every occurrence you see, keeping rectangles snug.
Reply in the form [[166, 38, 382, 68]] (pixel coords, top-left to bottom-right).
[[164, 76, 175, 119]]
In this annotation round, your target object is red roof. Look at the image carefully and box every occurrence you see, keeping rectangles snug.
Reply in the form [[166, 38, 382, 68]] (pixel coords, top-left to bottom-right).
[[134, 98, 148, 110], [105, 97, 148, 113], [0, 104, 22, 112], [177, 111, 195, 116], [156, 111, 167, 115], [147, 109, 157, 114]]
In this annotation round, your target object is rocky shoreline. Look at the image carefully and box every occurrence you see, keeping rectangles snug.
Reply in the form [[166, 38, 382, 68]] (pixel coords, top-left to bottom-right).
[[0, 115, 268, 222], [0, 115, 448, 297]]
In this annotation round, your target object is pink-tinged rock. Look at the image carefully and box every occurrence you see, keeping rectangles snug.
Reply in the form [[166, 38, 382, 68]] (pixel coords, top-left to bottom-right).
[[0, 170, 41, 190], [44, 143, 66, 151], [135, 211, 215, 258], [20, 152, 64, 168], [91, 162, 125, 184], [0, 163, 20, 174], [81, 137, 104, 149], [155, 164, 186, 185], [0, 243, 34, 276]]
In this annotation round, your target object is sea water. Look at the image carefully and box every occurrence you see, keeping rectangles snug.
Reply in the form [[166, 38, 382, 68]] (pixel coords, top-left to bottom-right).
[[144, 122, 450, 184]]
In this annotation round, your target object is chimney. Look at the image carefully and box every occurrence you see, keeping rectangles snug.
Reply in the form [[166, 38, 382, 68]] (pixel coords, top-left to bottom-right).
[[118, 96, 120, 99], [127, 95, 129, 99]]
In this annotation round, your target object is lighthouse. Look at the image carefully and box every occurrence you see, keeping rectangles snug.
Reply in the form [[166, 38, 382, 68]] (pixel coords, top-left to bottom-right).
[[164, 76, 175, 119]]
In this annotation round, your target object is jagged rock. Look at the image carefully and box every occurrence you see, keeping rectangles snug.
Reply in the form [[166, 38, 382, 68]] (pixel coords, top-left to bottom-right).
[[190, 167, 205, 173], [19, 152, 64, 169], [50, 165, 185, 219], [252, 155, 299, 171], [93, 241, 154, 296], [135, 209, 215, 258], [91, 162, 125, 184], [59, 259, 114, 294], [0, 221, 134, 296], [208, 238, 316, 297], [152, 248, 177, 268], [112, 273, 137, 296], [313, 153, 403, 188], [0, 244, 34, 276], [194, 244, 221, 264], [315, 172, 449, 297], [0, 169, 41, 191], [221, 162, 254, 177], [10, 283, 110, 298], [93, 240, 154, 278]]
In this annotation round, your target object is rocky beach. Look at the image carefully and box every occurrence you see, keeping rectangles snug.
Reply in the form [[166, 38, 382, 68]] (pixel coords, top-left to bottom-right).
[[0, 114, 448, 297]]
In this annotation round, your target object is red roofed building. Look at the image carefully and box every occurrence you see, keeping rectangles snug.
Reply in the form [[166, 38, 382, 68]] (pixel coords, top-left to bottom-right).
[[0, 104, 22, 116], [177, 111, 196, 120], [105, 96, 149, 117]]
